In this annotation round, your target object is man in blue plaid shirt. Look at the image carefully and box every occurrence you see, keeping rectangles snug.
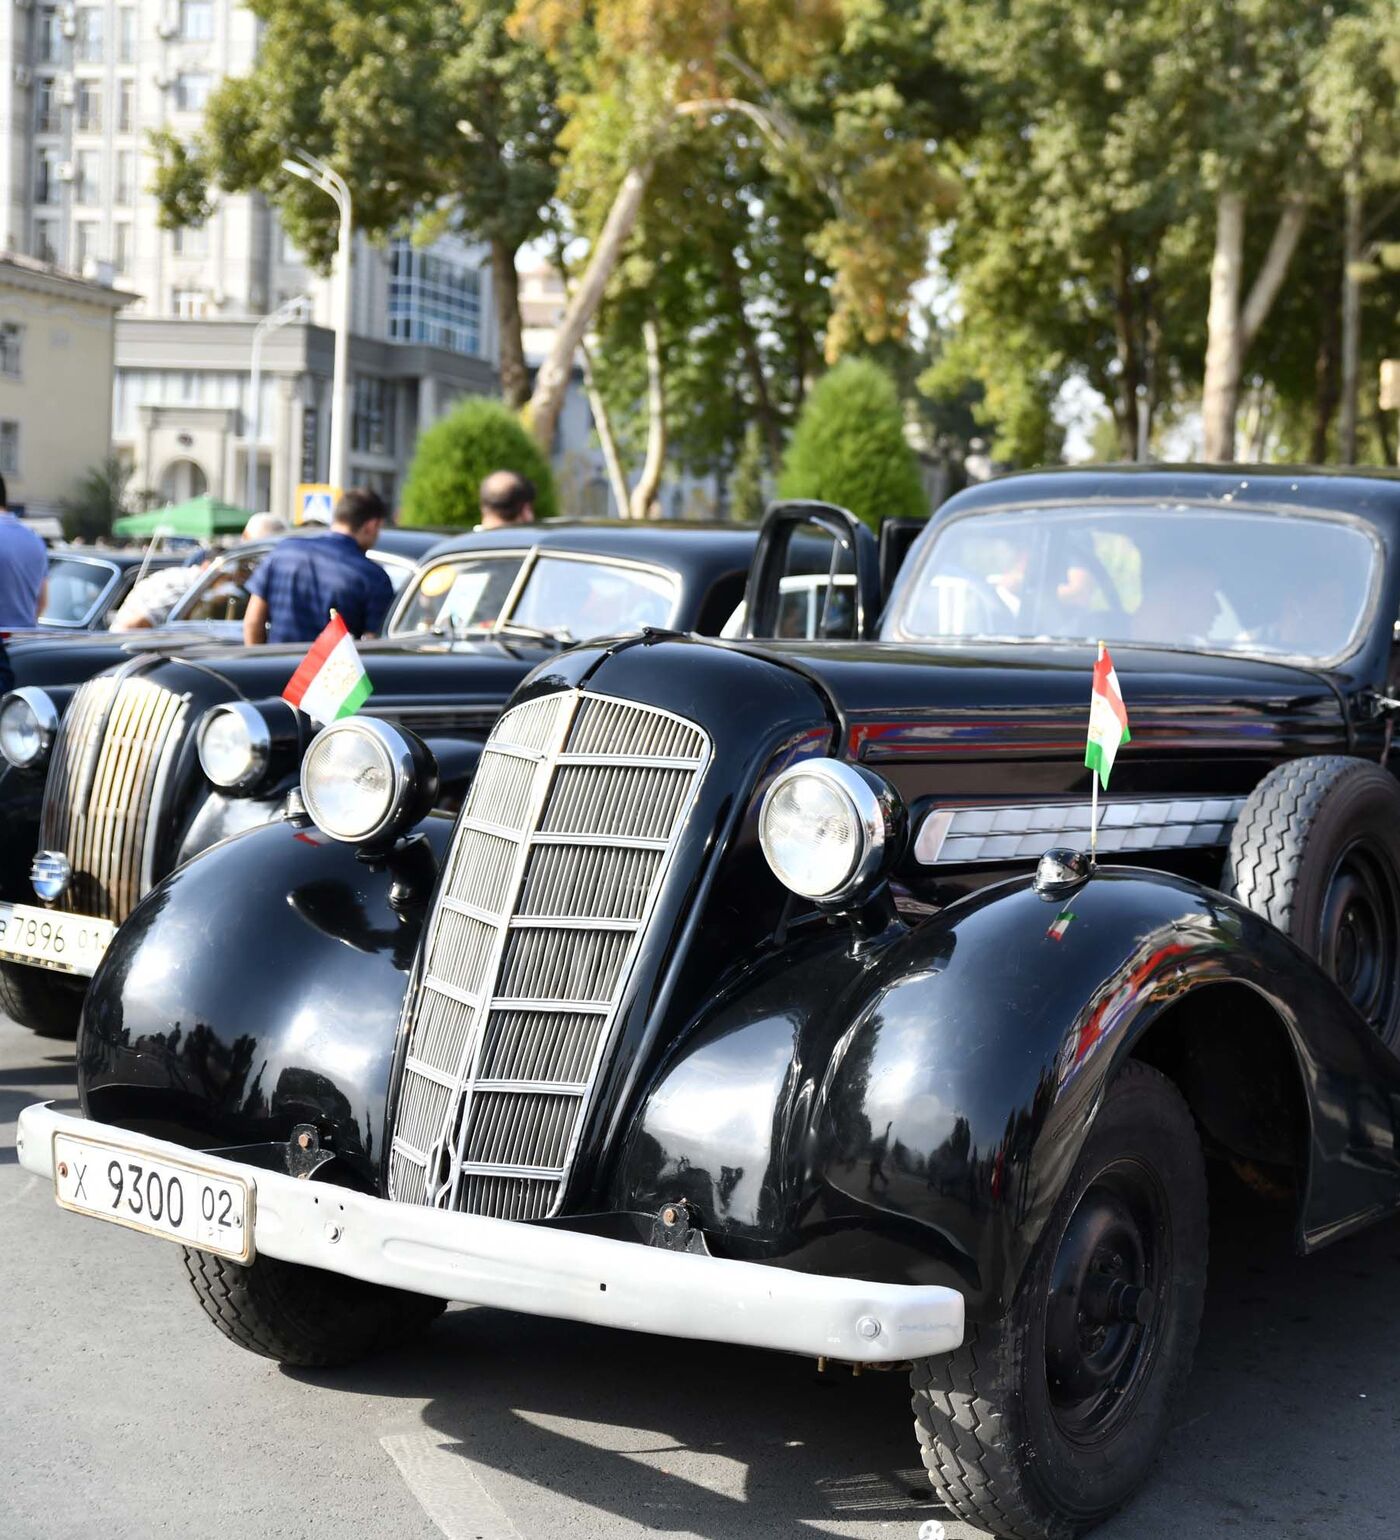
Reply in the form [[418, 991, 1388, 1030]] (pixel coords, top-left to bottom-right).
[[243, 488, 395, 646]]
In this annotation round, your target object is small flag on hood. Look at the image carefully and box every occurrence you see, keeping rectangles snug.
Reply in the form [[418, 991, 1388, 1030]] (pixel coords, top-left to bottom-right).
[[1084, 642, 1130, 788], [283, 613, 373, 726]]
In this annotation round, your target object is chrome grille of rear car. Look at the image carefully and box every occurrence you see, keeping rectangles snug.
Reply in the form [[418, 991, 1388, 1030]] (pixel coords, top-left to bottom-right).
[[388, 689, 710, 1221], [38, 669, 189, 922]]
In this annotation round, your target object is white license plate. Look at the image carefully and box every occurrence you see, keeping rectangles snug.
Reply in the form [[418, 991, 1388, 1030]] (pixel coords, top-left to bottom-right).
[[0, 903, 115, 976], [53, 1131, 255, 1262]]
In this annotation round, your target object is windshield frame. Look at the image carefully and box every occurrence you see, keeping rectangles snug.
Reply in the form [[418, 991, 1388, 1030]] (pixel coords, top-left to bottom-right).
[[882, 496, 1386, 671], [38, 553, 121, 629], [385, 545, 684, 639]]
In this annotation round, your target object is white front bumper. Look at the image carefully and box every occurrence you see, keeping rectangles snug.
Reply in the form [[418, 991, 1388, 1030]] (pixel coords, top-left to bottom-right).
[[16, 1103, 965, 1363]]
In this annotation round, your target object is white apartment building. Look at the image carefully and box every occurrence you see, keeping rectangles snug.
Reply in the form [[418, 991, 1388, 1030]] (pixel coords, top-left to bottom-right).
[[0, 0, 499, 515]]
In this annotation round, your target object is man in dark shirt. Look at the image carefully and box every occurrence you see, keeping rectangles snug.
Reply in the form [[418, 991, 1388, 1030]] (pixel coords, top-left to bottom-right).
[[243, 488, 395, 646], [0, 472, 49, 693]]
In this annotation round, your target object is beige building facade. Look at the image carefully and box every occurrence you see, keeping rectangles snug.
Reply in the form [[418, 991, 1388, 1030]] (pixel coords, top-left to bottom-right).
[[0, 252, 131, 514]]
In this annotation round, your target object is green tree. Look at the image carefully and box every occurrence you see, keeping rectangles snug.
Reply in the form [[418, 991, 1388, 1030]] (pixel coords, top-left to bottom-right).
[[778, 358, 927, 529], [399, 398, 558, 527], [152, 0, 560, 408], [60, 456, 133, 544], [931, 0, 1209, 460], [514, 0, 961, 449]]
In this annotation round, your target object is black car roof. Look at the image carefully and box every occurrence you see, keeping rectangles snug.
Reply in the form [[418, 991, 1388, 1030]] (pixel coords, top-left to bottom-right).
[[50, 546, 184, 570], [420, 519, 763, 582], [942, 464, 1400, 527]]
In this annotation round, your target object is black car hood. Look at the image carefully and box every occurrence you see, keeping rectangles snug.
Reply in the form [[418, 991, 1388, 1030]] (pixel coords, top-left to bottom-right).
[[757, 639, 1344, 720], [124, 631, 552, 711]]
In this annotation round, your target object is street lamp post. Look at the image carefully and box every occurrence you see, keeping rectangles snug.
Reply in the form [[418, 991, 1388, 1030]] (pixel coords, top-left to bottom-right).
[[247, 293, 311, 512], [282, 152, 352, 494]]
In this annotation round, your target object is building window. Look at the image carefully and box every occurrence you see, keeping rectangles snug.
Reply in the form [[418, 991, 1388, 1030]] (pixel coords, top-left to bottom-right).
[[114, 150, 135, 206], [76, 81, 102, 132], [37, 8, 63, 64], [180, 1, 214, 41], [75, 149, 100, 204], [174, 289, 208, 319], [386, 240, 483, 356], [34, 149, 60, 205], [0, 423, 19, 478], [76, 220, 101, 272], [33, 219, 58, 263], [113, 223, 132, 274], [351, 377, 396, 457], [117, 79, 135, 133], [174, 73, 213, 113], [118, 7, 137, 63], [173, 223, 208, 257], [0, 325, 24, 380], [35, 79, 62, 134], [75, 9, 105, 65]]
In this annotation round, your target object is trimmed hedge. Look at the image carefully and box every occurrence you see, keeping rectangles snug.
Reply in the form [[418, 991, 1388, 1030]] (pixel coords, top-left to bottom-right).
[[778, 358, 927, 530], [399, 397, 557, 527]]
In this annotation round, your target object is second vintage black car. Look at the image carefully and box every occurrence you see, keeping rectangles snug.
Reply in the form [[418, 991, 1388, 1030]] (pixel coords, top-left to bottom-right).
[[21, 467, 1400, 1539], [0, 521, 763, 1034]]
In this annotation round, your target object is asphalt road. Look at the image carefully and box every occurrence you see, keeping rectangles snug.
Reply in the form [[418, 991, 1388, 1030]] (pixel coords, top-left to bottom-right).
[[4, 1010, 1400, 1540]]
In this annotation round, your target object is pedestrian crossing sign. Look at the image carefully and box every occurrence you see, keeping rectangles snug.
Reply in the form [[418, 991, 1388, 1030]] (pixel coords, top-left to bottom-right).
[[295, 483, 341, 526]]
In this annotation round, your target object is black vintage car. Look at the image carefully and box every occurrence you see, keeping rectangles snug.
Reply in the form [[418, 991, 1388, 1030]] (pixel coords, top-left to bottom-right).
[[0, 522, 761, 1035], [20, 467, 1400, 1539]]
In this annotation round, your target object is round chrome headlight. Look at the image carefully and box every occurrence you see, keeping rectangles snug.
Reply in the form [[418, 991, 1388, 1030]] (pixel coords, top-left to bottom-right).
[[759, 759, 902, 904], [0, 688, 59, 771], [197, 703, 272, 791], [300, 717, 438, 846]]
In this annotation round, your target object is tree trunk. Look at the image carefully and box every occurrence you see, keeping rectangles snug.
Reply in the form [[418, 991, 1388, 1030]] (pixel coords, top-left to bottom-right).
[[628, 318, 666, 519], [579, 339, 630, 518], [527, 157, 659, 453], [1339, 146, 1363, 464], [1311, 265, 1341, 463], [1202, 191, 1247, 461], [1202, 188, 1308, 462], [490, 239, 528, 411]]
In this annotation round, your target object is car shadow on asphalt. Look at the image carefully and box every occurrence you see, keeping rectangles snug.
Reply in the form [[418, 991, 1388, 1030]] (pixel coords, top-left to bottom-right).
[[284, 1174, 1400, 1539]]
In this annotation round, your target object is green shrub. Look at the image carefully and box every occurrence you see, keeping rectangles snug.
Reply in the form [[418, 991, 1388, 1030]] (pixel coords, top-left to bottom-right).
[[778, 358, 927, 529], [399, 397, 557, 527]]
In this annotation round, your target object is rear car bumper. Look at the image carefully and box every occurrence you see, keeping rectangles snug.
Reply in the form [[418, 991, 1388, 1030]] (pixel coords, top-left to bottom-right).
[[17, 1103, 966, 1363]]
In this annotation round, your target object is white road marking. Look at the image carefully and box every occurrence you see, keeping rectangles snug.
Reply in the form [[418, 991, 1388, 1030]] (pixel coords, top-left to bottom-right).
[[381, 1431, 525, 1540]]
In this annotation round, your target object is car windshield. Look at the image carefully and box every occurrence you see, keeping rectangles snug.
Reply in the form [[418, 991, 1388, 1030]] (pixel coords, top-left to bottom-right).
[[392, 553, 677, 639], [40, 557, 116, 626], [886, 504, 1378, 663]]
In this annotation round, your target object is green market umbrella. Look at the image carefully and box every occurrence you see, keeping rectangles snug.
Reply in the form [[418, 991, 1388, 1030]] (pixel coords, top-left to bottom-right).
[[113, 495, 250, 540]]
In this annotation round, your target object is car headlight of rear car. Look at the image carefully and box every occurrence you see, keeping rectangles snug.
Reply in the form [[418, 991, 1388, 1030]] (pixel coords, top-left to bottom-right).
[[300, 717, 439, 847], [0, 688, 59, 771], [759, 758, 904, 905], [197, 703, 274, 792]]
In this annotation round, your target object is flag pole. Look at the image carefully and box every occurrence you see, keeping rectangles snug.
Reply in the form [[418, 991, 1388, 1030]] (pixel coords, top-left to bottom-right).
[[1090, 639, 1103, 864]]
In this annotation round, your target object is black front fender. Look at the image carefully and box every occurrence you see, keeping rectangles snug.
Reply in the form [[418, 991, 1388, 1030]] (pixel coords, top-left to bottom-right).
[[78, 812, 455, 1189], [617, 868, 1400, 1320]]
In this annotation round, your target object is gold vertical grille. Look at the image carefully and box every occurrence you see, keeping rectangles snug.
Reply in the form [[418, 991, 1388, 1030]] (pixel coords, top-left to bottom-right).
[[37, 671, 189, 921]]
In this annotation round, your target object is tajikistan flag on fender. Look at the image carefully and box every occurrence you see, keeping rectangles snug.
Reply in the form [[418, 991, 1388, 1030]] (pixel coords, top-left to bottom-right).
[[282, 613, 373, 726], [1085, 642, 1130, 788]]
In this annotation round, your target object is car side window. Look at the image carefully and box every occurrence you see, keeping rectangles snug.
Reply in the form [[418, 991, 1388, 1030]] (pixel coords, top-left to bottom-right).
[[174, 553, 263, 623]]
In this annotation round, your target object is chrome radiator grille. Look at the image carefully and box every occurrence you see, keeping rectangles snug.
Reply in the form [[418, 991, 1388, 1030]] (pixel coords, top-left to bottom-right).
[[389, 689, 710, 1221], [38, 670, 189, 921]]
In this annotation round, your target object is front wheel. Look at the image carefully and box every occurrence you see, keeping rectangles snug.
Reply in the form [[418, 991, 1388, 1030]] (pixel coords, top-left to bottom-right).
[[911, 1061, 1207, 1539], [184, 1248, 445, 1367], [0, 960, 83, 1037]]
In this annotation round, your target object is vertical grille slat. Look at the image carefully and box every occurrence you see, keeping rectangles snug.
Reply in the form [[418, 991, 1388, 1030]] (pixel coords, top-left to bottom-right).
[[37, 671, 189, 922], [389, 690, 709, 1218]]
